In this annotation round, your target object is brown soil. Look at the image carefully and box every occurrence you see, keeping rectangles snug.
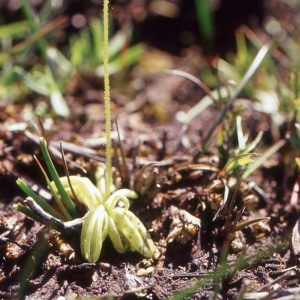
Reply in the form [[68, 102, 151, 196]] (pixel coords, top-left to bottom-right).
[[0, 1, 300, 299]]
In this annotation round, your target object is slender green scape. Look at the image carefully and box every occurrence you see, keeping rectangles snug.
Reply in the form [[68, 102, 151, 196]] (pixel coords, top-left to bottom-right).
[[103, 0, 112, 198]]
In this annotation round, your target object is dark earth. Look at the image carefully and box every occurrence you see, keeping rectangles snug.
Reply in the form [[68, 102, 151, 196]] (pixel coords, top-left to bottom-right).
[[1, 0, 300, 299]]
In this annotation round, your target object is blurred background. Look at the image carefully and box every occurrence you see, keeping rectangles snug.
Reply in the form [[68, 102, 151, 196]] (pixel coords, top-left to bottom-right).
[[1, 0, 294, 56]]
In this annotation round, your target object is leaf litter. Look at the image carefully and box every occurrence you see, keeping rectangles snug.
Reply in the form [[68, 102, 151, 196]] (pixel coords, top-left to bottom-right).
[[1, 1, 300, 299], [0, 66, 298, 300]]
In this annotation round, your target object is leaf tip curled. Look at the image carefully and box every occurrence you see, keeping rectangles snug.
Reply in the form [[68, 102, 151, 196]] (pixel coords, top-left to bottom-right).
[[80, 206, 108, 263]]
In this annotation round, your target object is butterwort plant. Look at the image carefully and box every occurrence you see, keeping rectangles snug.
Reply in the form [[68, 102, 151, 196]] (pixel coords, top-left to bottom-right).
[[14, 0, 155, 263], [77, 0, 154, 262], [15, 138, 155, 263], [56, 167, 155, 262]]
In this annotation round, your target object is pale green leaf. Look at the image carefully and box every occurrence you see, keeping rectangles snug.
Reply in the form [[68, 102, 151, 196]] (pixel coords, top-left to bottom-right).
[[242, 139, 286, 180], [224, 154, 254, 174], [50, 90, 70, 117]]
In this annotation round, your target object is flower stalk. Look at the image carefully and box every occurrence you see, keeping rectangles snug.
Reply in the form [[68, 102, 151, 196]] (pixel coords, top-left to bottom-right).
[[15, 0, 155, 264], [103, 0, 112, 199]]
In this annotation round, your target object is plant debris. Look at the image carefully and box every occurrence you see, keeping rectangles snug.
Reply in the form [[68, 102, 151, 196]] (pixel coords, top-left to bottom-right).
[[1, 0, 300, 299]]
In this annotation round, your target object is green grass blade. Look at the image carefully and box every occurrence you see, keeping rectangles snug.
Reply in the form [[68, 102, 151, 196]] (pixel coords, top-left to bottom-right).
[[16, 178, 65, 220], [96, 43, 146, 76], [46, 47, 72, 84], [0, 21, 29, 39], [112, 43, 146, 67], [177, 85, 235, 125], [90, 18, 103, 64], [194, 0, 214, 53], [242, 139, 286, 180], [39, 137, 79, 218], [34, 155, 72, 220], [13, 66, 50, 96], [0, 16, 67, 66], [235, 217, 270, 231], [199, 42, 272, 156], [244, 131, 263, 154], [223, 153, 254, 175], [20, 0, 48, 56], [69, 35, 84, 68], [39, 0, 54, 24], [13, 203, 43, 223]]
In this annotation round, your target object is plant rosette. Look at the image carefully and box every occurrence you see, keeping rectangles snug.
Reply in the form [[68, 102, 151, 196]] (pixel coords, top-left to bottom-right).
[[54, 166, 155, 263]]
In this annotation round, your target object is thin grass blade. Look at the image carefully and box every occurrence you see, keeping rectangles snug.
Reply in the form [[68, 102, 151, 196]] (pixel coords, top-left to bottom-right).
[[0, 21, 29, 39], [20, 0, 48, 56], [96, 43, 145, 76], [13, 203, 43, 223], [241, 139, 286, 180], [194, 0, 214, 53], [235, 217, 270, 231], [39, 137, 79, 218], [199, 42, 272, 156], [0, 16, 67, 66], [34, 155, 72, 220], [14, 66, 50, 96], [108, 26, 131, 58], [244, 131, 263, 154], [90, 18, 103, 64], [221, 153, 255, 176], [16, 178, 64, 220], [39, 0, 55, 24]]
